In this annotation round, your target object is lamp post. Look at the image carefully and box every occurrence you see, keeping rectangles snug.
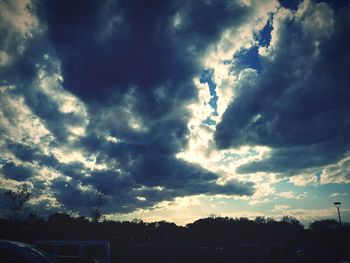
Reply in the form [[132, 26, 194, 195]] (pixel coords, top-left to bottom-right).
[[333, 202, 342, 225]]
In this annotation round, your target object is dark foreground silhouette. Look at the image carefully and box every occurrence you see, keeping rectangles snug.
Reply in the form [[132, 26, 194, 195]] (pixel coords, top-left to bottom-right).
[[0, 214, 349, 263]]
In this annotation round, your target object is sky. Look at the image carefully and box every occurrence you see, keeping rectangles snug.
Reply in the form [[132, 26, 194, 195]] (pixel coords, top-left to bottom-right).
[[0, 0, 349, 226]]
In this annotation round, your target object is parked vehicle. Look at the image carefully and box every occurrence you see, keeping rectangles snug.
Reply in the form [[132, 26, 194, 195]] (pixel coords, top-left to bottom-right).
[[0, 239, 58, 263]]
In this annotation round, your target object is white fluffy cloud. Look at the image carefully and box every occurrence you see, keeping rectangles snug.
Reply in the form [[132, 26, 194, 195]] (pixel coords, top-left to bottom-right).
[[321, 155, 350, 184]]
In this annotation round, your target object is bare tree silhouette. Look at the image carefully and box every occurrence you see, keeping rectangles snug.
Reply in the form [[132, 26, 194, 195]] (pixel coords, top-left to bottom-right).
[[90, 190, 106, 223], [4, 184, 31, 221]]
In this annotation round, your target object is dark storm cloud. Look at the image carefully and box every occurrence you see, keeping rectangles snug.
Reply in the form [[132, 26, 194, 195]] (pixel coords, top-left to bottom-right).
[[25, 91, 86, 142], [35, 0, 251, 148], [37, 0, 250, 102], [57, 162, 85, 179], [82, 170, 134, 195], [237, 142, 347, 174], [131, 153, 216, 188], [80, 138, 254, 195], [68, 142, 254, 214], [51, 178, 92, 213], [51, 176, 140, 214], [50, 160, 253, 215], [7, 143, 59, 168], [215, 4, 350, 174], [1, 162, 35, 181], [7, 143, 37, 163], [0, 3, 41, 86], [1, 0, 257, 216], [37, 0, 191, 102], [32, 0, 252, 156], [315, 0, 350, 12], [38, 0, 254, 206], [0, 1, 86, 143]]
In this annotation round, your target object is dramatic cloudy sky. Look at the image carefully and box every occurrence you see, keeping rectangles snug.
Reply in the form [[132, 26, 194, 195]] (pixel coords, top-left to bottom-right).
[[1, 0, 349, 225]]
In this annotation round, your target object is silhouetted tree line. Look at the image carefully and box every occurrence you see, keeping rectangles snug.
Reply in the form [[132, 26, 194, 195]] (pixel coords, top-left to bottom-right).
[[1, 188, 349, 262], [0, 213, 346, 247], [0, 213, 349, 262]]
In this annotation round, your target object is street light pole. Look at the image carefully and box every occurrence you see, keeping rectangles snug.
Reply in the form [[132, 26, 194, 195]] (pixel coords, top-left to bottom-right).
[[333, 202, 342, 225]]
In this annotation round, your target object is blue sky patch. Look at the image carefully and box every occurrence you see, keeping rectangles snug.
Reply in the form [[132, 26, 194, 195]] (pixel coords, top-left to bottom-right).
[[199, 69, 219, 117], [256, 17, 273, 47], [278, 0, 302, 10], [232, 46, 261, 72], [203, 117, 217, 126]]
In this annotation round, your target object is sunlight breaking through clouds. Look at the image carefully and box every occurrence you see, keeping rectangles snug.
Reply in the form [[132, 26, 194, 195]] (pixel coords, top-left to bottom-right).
[[0, 0, 350, 225]]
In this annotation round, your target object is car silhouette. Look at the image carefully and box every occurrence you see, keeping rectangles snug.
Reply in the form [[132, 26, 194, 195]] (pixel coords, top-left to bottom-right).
[[0, 239, 58, 263]]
